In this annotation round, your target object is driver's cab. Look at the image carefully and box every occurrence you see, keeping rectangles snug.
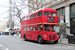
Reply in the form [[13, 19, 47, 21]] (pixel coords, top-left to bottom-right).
[[38, 24, 59, 42], [38, 24, 59, 35]]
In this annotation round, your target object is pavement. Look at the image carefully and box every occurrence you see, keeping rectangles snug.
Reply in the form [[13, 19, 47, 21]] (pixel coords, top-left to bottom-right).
[[58, 38, 75, 46]]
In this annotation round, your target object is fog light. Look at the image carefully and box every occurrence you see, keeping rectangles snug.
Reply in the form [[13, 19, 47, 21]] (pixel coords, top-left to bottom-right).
[[44, 35, 47, 38], [57, 36, 59, 37]]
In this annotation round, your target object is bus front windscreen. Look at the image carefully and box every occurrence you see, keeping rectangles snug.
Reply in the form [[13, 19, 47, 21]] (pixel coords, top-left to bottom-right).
[[51, 12, 57, 16], [44, 11, 50, 16], [44, 24, 50, 31]]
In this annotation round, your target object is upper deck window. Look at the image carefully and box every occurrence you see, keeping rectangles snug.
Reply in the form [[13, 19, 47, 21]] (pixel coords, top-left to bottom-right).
[[30, 15, 33, 19], [25, 17, 27, 20], [51, 12, 57, 16], [34, 13, 37, 17], [27, 16, 30, 20], [44, 11, 50, 16], [22, 17, 25, 21], [38, 11, 42, 16]]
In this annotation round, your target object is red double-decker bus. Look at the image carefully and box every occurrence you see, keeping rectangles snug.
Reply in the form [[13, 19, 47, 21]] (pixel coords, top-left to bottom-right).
[[21, 8, 59, 44]]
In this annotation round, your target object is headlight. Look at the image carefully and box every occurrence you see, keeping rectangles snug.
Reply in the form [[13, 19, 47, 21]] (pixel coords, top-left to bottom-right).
[[57, 36, 59, 37], [44, 35, 47, 38]]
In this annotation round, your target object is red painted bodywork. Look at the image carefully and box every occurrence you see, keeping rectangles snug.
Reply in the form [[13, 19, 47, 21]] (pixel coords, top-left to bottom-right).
[[21, 8, 59, 42]]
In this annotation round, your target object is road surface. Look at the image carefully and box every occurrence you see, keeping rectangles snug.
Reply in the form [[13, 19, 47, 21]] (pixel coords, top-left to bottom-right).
[[0, 35, 75, 50]]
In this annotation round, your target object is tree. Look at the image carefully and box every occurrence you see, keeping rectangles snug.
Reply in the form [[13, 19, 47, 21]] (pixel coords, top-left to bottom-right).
[[12, 0, 22, 23], [28, 0, 55, 13], [12, 0, 28, 23], [12, 0, 55, 23], [16, 0, 55, 13]]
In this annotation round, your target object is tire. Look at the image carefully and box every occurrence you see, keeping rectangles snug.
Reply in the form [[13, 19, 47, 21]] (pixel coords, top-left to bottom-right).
[[24, 34, 27, 41], [53, 40, 58, 44], [37, 36, 44, 44]]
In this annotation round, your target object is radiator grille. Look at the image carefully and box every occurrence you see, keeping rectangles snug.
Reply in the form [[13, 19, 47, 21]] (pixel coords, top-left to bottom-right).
[[48, 34, 56, 41]]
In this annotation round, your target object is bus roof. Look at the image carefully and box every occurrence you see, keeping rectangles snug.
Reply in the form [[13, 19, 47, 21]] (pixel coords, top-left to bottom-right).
[[22, 8, 57, 18], [43, 8, 57, 12]]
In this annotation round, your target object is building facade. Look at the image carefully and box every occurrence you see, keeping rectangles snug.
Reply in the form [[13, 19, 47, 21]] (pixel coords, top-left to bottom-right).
[[28, 0, 75, 35], [45, 0, 75, 35], [0, 20, 7, 31]]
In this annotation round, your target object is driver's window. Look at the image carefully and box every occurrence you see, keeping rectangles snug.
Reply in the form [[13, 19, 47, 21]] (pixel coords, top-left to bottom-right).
[[44, 24, 50, 31], [51, 25, 55, 32]]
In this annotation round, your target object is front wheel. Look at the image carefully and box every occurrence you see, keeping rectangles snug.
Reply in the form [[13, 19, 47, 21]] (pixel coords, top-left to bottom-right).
[[37, 36, 44, 44]]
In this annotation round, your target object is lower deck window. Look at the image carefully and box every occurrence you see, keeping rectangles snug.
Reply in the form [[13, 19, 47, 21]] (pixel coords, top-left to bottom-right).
[[27, 27, 29, 31], [24, 27, 26, 31], [30, 27, 33, 31], [33, 27, 37, 31]]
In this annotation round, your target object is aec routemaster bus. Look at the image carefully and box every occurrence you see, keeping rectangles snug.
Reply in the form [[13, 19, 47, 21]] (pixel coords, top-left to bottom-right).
[[21, 8, 59, 44]]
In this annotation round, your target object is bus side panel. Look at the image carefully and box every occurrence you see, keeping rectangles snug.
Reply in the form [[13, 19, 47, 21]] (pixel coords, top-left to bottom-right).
[[43, 16, 47, 23], [37, 31, 43, 39], [29, 31, 33, 40], [21, 32, 23, 38], [23, 16, 42, 25], [26, 31, 30, 40], [31, 25, 38, 41], [21, 27, 24, 38], [30, 25, 37, 41]]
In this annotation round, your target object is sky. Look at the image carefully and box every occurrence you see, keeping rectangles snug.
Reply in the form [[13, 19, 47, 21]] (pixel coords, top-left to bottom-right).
[[0, 0, 28, 25], [0, 0, 9, 23]]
